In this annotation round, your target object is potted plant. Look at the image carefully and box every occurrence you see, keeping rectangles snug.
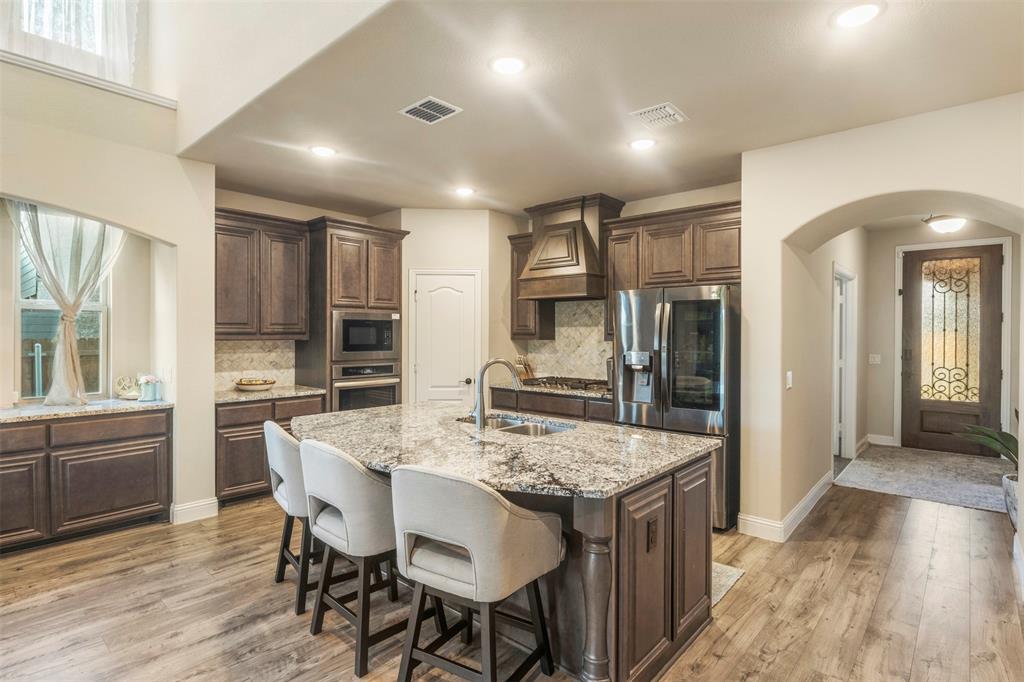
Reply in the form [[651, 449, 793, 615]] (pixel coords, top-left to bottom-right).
[[959, 421, 1019, 531]]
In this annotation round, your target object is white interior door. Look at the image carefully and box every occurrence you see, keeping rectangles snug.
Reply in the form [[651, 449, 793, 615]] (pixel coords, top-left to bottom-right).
[[410, 270, 480, 404], [832, 276, 846, 457]]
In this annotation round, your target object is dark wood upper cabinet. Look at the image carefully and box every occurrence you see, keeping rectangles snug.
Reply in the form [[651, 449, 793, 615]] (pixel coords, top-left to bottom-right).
[[260, 229, 308, 336], [215, 209, 309, 340], [330, 233, 368, 308], [509, 234, 555, 340], [368, 237, 401, 310], [604, 226, 640, 339], [640, 222, 693, 288], [618, 476, 674, 682], [215, 224, 260, 337], [694, 216, 741, 282]]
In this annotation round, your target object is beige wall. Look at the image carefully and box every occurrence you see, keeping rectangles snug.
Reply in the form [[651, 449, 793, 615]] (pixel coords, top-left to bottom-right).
[[370, 208, 527, 403], [741, 92, 1024, 537], [147, 0, 387, 152], [863, 221, 1021, 439], [781, 228, 869, 510], [621, 181, 741, 217], [214, 189, 366, 223], [1, 63, 218, 517], [487, 211, 528, 364], [109, 232, 154, 383]]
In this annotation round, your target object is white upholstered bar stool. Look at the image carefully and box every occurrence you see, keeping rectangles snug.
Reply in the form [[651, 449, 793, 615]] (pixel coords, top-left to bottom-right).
[[392, 465, 564, 682], [300, 439, 421, 678], [264, 421, 318, 615]]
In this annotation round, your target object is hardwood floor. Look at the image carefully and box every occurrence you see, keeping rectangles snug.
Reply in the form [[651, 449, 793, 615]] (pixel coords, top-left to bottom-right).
[[1, 486, 1021, 681]]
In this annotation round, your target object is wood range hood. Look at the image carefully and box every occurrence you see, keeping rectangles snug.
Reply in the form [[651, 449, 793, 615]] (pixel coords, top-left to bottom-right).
[[517, 193, 625, 300]]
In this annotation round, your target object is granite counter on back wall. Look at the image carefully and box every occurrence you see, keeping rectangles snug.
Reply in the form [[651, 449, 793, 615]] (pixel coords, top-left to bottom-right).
[[215, 384, 326, 404], [0, 399, 174, 424]]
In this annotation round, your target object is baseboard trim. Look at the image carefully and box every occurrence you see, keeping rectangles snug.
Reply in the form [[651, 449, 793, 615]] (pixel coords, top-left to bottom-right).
[[867, 434, 899, 447], [1014, 533, 1024, 594], [171, 497, 219, 524], [855, 435, 870, 456], [737, 471, 833, 543]]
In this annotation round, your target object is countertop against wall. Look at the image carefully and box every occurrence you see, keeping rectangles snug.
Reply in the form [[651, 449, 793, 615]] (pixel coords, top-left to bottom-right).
[[490, 380, 612, 401], [214, 384, 326, 404], [0, 399, 174, 424]]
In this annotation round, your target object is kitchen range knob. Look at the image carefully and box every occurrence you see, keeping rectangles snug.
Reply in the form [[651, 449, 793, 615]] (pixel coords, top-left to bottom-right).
[[463, 378, 472, 384]]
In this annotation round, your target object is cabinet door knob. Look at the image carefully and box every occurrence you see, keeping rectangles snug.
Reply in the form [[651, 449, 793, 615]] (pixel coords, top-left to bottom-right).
[[463, 378, 472, 385]]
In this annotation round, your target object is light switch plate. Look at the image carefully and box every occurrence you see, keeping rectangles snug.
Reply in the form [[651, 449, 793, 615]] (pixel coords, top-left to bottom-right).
[[868, 354, 882, 365], [786, 370, 793, 389]]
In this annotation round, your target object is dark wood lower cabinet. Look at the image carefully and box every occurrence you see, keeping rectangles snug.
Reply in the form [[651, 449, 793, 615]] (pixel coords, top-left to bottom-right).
[[617, 456, 713, 682], [489, 388, 612, 422], [0, 452, 49, 546], [50, 437, 169, 536], [214, 395, 325, 502], [0, 409, 173, 551]]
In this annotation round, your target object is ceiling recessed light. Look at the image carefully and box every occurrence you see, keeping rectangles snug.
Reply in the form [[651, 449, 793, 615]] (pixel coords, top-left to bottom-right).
[[630, 139, 656, 151], [924, 215, 966, 234], [455, 187, 475, 197], [834, 3, 881, 28], [309, 146, 336, 157], [490, 56, 526, 75]]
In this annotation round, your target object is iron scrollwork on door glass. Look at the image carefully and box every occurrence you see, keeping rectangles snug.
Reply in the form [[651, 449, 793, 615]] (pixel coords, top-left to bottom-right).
[[919, 257, 981, 402]]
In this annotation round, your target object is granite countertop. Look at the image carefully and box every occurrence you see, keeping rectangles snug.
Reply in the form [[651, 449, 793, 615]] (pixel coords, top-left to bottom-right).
[[215, 384, 326, 404], [490, 380, 612, 400], [292, 403, 718, 498], [0, 399, 174, 424]]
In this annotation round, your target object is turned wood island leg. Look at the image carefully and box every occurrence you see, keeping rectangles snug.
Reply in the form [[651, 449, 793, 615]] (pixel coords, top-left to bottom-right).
[[574, 496, 616, 682]]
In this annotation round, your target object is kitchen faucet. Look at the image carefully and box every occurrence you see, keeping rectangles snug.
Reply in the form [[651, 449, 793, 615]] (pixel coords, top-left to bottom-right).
[[471, 358, 523, 430]]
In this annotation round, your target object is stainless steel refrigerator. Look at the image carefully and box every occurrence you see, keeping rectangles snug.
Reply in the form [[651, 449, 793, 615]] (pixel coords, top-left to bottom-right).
[[614, 285, 740, 530]]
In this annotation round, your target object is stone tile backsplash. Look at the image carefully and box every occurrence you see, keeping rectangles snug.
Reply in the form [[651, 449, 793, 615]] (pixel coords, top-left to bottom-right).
[[524, 300, 612, 379], [215, 340, 295, 391]]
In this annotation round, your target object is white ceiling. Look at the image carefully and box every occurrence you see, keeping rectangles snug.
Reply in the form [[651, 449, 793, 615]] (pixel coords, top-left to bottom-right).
[[186, 1, 1024, 217]]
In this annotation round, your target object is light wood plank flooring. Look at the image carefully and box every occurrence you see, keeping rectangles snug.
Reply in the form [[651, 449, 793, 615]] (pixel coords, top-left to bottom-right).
[[1, 486, 1021, 681]]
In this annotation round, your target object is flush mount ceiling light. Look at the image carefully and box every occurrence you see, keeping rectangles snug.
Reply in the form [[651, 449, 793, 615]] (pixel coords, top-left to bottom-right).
[[630, 139, 656, 151], [834, 3, 882, 28], [309, 146, 337, 157], [489, 56, 526, 75], [455, 187, 475, 197], [923, 215, 967, 233]]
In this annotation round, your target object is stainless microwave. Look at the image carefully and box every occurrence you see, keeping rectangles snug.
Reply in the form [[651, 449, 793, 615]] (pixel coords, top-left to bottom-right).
[[331, 311, 400, 362]]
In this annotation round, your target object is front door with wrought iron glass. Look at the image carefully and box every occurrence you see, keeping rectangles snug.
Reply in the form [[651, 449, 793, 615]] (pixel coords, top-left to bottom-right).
[[901, 245, 1003, 455]]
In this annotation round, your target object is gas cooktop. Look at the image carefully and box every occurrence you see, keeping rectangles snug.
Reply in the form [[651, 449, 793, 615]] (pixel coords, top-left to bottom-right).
[[522, 376, 610, 392]]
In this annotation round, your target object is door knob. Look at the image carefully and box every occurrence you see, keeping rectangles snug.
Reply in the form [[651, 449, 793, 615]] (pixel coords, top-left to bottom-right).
[[463, 378, 472, 384]]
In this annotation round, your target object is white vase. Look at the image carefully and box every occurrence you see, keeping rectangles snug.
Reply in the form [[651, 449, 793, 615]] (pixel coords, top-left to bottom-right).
[[1004, 474, 1019, 532]]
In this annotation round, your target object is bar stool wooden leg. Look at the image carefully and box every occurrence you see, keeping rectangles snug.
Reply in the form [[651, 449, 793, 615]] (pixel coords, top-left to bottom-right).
[[398, 582, 427, 682], [527, 580, 555, 675], [479, 602, 497, 682], [431, 595, 448, 635], [274, 514, 294, 583], [310, 546, 337, 635], [460, 606, 473, 644], [386, 556, 399, 602], [295, 517, 313, 615], [354, 557, 373, 677]]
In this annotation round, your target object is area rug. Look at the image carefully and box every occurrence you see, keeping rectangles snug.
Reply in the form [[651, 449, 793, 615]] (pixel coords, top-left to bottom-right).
[[711, 562, 744, 606], [834, 444, 1015, 512]]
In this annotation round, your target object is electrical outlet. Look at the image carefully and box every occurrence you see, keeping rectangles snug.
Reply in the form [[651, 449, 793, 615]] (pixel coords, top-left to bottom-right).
[[785, 370, 794, 390], [868, 354, 881, 365]]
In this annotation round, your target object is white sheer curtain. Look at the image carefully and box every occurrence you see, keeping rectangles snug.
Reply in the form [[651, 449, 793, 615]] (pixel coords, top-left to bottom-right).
[[5, 200, 125, 405], [0, 0, 139, 85]]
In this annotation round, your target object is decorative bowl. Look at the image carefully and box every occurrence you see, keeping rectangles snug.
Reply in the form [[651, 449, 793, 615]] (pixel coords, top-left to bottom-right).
[[234, 378, 276, 392]]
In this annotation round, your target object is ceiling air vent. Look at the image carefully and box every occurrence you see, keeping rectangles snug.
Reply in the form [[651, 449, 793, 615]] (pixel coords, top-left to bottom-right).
[[400, 96, 463, 125], [629, 102, 689, 130]]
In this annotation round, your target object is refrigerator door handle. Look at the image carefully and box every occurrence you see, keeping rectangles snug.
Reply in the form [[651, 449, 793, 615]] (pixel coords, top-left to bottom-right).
[[659, 297, 671, 416]]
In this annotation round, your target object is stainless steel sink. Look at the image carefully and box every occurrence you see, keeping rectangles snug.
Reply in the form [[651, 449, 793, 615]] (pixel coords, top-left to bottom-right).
[[496, 421, 574, 436], [457, 416, 524, 429]]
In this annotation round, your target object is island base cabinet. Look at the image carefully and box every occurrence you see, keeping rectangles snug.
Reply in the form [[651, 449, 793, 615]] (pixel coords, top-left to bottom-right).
[[0, 452, 49, 547], [50, 437, 170, 536], [617, 455, 713, 682], [216, 425, 272, 500]]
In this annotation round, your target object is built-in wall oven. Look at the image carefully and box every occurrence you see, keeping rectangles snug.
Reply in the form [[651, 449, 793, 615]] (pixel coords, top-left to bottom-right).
[[332, 362, 401, 411], [332, 311, 400, 362]]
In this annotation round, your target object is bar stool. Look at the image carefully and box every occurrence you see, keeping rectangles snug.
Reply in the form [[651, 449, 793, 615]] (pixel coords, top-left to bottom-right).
[[264, 421, 318, 615], [391, 465, 564, 682], [300, 439, 442, 677]]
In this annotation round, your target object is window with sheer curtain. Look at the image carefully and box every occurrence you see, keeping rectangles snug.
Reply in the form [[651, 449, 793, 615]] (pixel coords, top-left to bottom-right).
[[0, 0, 139, 85]]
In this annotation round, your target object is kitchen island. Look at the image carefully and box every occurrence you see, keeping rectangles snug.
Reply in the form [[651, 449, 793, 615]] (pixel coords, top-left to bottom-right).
[[292, 403, 720, 682]]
